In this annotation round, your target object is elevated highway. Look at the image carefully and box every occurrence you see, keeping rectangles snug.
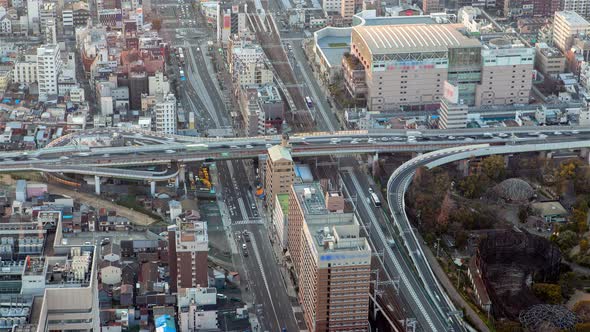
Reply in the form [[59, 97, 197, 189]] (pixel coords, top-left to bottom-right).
[[387, 140, 590, 331]]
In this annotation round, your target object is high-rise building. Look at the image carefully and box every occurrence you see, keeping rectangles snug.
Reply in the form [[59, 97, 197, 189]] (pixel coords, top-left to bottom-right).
[[26, 0, 40, 34], [553, 11, 590, 53], [167, 220, 209, 292], [39, 2, 56, 38], [154, 93, 177, 134], [264, 144, 294, 212], [36, 44, 61, 102], [288, 182, 372, 332], [44, 18, 57, 44], [128, 71, 148, 110]]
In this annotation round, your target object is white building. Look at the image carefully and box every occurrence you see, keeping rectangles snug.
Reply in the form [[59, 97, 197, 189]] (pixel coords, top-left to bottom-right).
[[62, 9, 74, 34], [169, 200, 182, 223], [26, 0, 40, 34], [0, 13, 12, 34], [553, 11, 590, 53], [12, 56, 37, 84], [178, 306, 218, 332], [44, 17, 57, 44], [148, 71, 170, 96], [154, 93, 177, 134], [36, 44, 62, 102], [439, 81, 468, 129]]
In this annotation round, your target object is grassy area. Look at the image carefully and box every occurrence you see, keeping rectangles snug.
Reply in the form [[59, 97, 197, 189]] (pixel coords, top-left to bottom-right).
[[116, 195, 163, 221], [8, 172, 44, 182], [328, 42, 348, 47]]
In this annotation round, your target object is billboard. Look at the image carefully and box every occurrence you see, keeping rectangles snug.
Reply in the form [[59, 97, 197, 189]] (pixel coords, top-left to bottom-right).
[[443, 80, 459, 104]]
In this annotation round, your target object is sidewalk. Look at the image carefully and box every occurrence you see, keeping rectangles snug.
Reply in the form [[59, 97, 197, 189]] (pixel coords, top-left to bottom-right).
[[421, 244, 490, 332]]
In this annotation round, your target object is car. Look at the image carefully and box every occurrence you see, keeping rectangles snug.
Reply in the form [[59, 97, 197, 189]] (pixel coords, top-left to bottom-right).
[[266, 143, 273, 148], [165, 149, 176, 154], [59, 156, 69, 160], [572, 130, 580, 134], [242, 243, 247, 250], [245, 145, 253, 149], [84, 241, 91, 245], [230, 145, 239, 149], [101, 238, 110, 245], [553, 131, 562, 135], [368, 187, 374, 193], [243, 231, 250, 242], [368, 138, 376, 144], [351, 139, 359, 144], [243, 249, 249, 257], [447, 136, 456, 140], [381, 137, 389, 142]]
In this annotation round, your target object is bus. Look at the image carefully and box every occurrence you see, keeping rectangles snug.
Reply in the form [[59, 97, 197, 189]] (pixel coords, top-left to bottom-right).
[[305, 96, 313, 108], [370, 192, 381, 207]]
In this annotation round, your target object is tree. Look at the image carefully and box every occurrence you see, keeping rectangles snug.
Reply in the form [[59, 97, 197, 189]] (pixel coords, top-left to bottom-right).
[[581, 239, 590, 253], [458, 174, 489, 199], [558, 160, 581, 180], [481, 155, 506, 181], [518, 206, 529, 223], [532, 283, 563, 304], [437, 193, 454, 227], [555, 230, 578, 252], [152, 18, 162, 32]]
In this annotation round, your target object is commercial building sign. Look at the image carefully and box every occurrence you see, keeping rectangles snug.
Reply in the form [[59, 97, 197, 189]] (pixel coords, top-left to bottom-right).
[[443, 80, 459, 104]]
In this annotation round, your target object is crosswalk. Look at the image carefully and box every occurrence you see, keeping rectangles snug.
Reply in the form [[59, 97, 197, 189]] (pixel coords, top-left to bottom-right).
[[232, 219, 264, 225]]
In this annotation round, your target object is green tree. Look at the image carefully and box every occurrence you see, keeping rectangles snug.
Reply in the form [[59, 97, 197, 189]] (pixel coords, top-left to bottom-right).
[[555, 230, 579, 252], [481, 155, 506, 181], [458, 174, 489, 199], [532, 283, 563, 304], [581, 239, 590, 253]]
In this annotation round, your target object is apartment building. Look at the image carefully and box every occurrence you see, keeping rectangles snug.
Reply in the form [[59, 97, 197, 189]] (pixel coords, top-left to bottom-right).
[[36, 44, 62, 102], [288, 182, 371, 332], [553, 11, 590, 53], [167, 220, 209, 292], [264, 144, 295, 212], [12, 54, 38, 84], [154, 93, 177, 134]]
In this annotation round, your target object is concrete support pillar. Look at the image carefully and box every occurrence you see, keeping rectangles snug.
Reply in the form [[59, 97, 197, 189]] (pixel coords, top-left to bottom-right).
[[94, 175, 101, 195], [581, 148, 590, 161], [179, 164, 186, 183], [151, 181, 156, 197], [411, 152, 422, 159], [457, 159, 470, 177], [175, 176, 179, 189]]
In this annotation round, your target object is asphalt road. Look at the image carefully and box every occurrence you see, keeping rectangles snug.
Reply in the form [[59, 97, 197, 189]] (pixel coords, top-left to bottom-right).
[[216, 158, 299, 331], [340, 166, 452, 331]]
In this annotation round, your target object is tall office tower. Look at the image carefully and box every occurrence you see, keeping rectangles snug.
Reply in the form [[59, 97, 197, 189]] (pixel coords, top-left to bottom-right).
[[288, 182, 372, 332], [26, 0, 40, 34], [39, 2, 56, 37], [154, 93, 177, 135], [36, 44, 61, 102], [553, 11, 590, 53], [167, 220, 209, 292], [44, 18, 57, 44], [264, 144, 294, 212], [128, 71, 148, 110]]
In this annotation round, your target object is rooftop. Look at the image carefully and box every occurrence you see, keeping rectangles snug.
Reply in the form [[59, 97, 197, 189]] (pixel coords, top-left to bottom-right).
[[277, 193, 289, 213], [353, 24, 480, 54], [268, 145, 293, 162], [293, 182, 329, 216], [531, 201, 568, 216], [555, 11, 590, 27]]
